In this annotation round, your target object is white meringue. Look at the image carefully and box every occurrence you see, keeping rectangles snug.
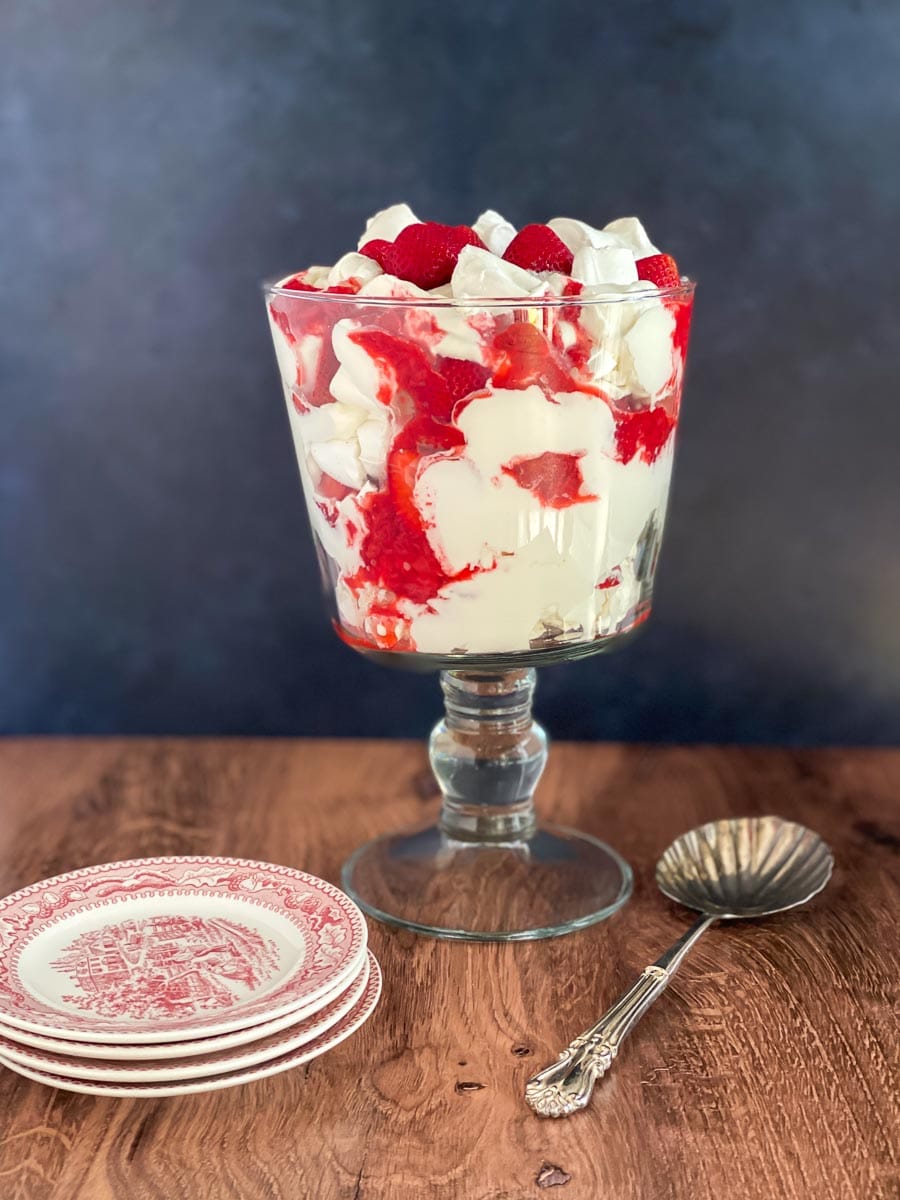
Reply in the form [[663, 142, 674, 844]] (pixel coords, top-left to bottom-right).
[[472, 209, 517, 256], [571, 245, 639, 287], [602, 216, 659, 257], [357, 203, 418, 249], [308, 438, 367, 489], [624, 305, 677, 398], [327, 252, 383, 288], [451, 246, 547, 299], [329, 321, 392, 415], [548, 217, 623, 254]]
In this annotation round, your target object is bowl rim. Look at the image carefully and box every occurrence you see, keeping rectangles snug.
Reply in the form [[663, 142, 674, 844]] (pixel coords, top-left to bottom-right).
[[262, 276, 697, 309]]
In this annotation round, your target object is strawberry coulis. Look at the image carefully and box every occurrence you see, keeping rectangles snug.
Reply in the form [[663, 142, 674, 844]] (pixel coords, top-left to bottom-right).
[[613, 404, 676, 465]]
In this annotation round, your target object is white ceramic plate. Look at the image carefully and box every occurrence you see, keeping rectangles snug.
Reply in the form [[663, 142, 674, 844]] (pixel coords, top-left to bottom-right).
[[0, 956, 382, 1097], [0, 857, 367, 1042], [0, 952, 373, 1082], [0, 948, 364, 1060]]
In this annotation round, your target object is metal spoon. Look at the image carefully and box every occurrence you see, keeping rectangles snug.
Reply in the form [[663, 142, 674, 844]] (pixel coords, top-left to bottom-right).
[[526, 815, 833, 1118]]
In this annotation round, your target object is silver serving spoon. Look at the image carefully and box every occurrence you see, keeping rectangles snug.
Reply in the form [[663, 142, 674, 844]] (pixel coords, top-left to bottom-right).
[[526, 815, 833, 1118]]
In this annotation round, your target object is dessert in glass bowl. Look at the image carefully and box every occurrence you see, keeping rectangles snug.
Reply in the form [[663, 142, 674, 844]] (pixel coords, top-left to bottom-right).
[[265, 204, 694, 940]]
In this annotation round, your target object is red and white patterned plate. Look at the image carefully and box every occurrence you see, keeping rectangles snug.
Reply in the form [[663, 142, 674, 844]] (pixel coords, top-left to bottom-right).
[[0, 951, 374, 1082], [0, 947, 363, 1061], [0, 857, 367, 1042], [0, 956, 382, 1097]]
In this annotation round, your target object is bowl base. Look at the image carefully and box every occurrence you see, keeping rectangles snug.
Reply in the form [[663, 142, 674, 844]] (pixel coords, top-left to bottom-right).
[[341, 823, 632, 942], [340, 621, 645, 673]]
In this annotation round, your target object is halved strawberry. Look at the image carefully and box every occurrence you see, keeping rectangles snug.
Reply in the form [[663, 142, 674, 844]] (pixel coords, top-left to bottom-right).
[[636, 253, 681, 289], [492, 322, 583, 393], [384, 222, 486, 290], [387, 448, 421, 524], [501, 452, 594, 509], [436, 357, 491, 402], [358, 239, 393, 268], [503, 224, 574, 273]]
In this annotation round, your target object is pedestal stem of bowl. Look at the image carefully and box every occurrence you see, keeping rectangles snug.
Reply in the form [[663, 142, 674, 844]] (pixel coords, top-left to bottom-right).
[[431, 669, 547, 843]]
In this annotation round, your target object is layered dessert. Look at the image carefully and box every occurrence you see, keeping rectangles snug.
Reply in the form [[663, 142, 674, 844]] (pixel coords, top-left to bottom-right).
[[266, 205, 693, 661]]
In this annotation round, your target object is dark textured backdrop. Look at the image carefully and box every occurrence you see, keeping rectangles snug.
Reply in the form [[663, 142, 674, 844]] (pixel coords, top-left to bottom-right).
[[3, 0, 899, 742]]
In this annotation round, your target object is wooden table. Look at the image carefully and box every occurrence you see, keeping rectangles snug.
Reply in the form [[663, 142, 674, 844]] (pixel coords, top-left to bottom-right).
[[0, 740, 896, 1200]]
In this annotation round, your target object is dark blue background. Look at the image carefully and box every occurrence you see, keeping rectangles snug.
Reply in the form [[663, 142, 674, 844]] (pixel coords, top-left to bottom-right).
[[3, 0, 899, 742]]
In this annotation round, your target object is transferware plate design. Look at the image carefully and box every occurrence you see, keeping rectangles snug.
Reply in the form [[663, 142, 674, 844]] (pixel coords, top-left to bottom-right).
[[0, 857, 366, 1042]]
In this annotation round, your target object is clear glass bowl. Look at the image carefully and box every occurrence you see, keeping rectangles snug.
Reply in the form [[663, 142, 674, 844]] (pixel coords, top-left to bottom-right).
[[265, 278, 694, 939]]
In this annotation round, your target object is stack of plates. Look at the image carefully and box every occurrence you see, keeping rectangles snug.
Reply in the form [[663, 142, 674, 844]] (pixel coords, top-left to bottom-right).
[[0, 856, 380, 1097]]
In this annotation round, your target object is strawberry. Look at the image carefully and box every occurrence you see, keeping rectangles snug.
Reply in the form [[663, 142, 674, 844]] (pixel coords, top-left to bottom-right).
[[501, 452, 594, 509], [502, 224, 574, 273], [436, 357, 491, 402], [358, 239, 393, 268], [384, 222, 486, 290], [636, 253, 681, 289], [387, 448, 421, 524], [492, 322, 583, 393]]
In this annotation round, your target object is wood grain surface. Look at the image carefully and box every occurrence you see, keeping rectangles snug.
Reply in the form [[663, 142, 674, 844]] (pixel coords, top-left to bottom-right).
[[0, 739, 896, 1200]]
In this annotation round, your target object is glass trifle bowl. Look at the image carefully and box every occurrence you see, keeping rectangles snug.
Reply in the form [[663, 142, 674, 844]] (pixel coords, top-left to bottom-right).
[[264, 210, 694, 939]]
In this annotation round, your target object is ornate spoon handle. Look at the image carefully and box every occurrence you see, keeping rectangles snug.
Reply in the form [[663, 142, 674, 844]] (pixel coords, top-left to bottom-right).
[[525, 914, 715, 1117]]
